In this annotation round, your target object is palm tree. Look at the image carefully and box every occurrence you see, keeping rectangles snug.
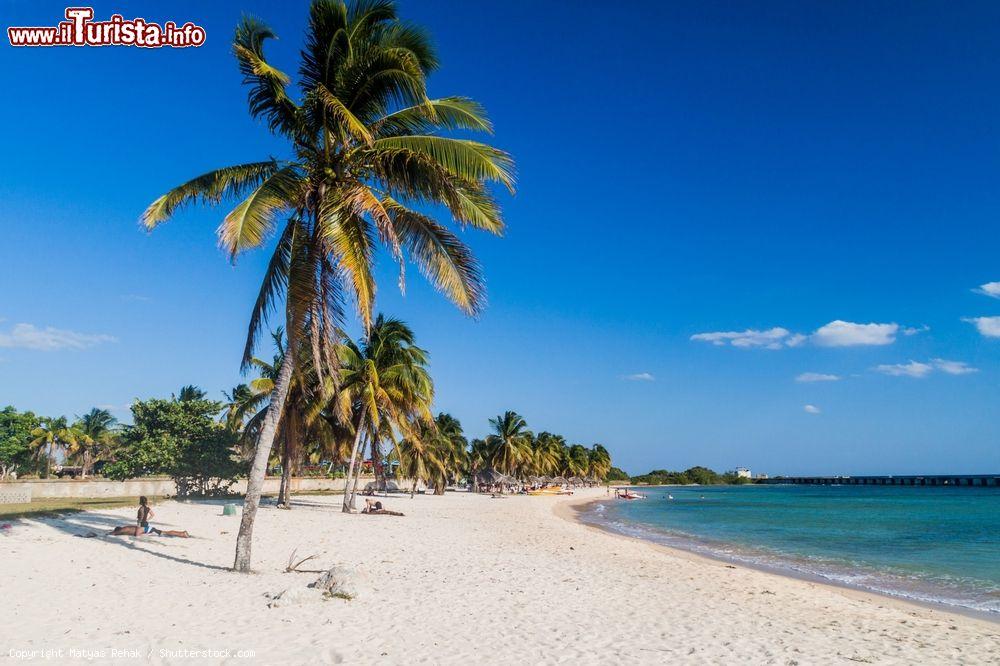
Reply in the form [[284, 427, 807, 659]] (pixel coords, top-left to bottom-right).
[[467, 437, 490, 492], [141, 0, 512, 572], [337, 315, 433, 511], [486, 411, 533, 478], [432, 413, 467, 493], [176, 385, 207, 402], [235, 329, 338, 508], [564, 444, 591, 478], [531, 432, 565, 477], [588, 443, 612, 480], [223, 384, 258, 435], [29, 417, 78, 478], [395, 420, 446, 498], [74, 408, 118, 477]]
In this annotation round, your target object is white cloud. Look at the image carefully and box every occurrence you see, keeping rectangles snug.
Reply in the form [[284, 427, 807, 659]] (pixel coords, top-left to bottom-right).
[[932, 359, 979, 375], [974, 282, 1000, 299], [964, 316, 1000, 338], [0, 323, 117, 351], [812, 321, 898, 347], [795, 372, 841, 383], [874, 361, 934, 378], [803, 404, 821, 414], [623, 372, 655, 382], [693, 320, 904, 350], [874, 359, 978, 378], [901, 324, 929, 336], [785, 333, 808, 347], [691, 327, 794, 350]]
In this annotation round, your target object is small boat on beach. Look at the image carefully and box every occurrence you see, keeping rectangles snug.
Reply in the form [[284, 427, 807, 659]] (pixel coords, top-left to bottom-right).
[[615, 489, 645, 500]]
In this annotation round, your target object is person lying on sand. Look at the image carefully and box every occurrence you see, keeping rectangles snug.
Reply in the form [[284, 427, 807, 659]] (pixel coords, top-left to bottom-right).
[[108, 496, 190, 537], [361, 499, 403, 516]]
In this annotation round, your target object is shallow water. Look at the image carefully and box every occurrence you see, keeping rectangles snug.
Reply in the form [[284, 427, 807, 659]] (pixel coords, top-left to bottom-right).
[[581, 485, 1000, 615]]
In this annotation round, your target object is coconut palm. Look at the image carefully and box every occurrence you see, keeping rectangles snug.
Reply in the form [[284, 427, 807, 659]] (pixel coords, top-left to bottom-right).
[[237, 329, 339, 508], [141, 0, 512, 571], [532, 432, 565, 477], [223, 384, 259, 435], [337, 314, 433, 510], [73, 408, 118, 477], [563, 444, 591, 478], [467, 437, 490, 491], [432, 413, 467, 493], [29, 417, 78, 478], [176, 385, 208, 402], [394, 420, 446, 498], [588, 443, 612, 480], [485, 411, 532, 477]]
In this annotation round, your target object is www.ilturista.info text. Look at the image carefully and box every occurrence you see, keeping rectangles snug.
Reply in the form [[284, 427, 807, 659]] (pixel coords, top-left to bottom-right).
[[8, 7, 206, 48]]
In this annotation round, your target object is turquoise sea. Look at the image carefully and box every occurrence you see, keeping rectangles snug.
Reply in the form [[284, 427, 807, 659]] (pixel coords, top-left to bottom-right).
[[580, 485, 1000, 616]]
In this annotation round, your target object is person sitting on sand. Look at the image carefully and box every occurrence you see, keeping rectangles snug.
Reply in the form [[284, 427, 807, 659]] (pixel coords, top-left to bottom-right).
[[108, 496, 190, 537]]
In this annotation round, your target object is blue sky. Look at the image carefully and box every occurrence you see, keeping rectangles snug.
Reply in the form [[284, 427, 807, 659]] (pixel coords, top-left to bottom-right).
[[1, 0, 998, 475]]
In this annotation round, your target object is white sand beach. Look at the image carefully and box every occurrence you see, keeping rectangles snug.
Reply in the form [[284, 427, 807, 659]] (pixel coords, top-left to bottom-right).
[[3, 489, 998, 665]]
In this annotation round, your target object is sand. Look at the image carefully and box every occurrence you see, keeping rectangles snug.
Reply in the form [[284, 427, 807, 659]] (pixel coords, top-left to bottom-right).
[[2, 488, 998, 664]]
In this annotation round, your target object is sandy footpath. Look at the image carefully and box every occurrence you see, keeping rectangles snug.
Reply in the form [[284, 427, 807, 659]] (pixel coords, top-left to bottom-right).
[[1, 488, 998, 665]]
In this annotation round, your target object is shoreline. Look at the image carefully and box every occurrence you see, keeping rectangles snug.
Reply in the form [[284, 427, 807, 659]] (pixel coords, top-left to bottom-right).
[[557, 493, 1000, 627]]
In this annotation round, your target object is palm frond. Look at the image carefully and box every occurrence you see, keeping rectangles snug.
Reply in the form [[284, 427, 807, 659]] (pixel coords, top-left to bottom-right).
[[385, 199, 485, 315], [299, 0, 350, 92], [314, 85, 373, 145], [140, 161, 277, 229], [370, 136, 514, 191], [233, 16, 299, 136], [242, 221, 293, 369], [218, 166, 304, 259], [321, 204, 377, 330], [374, 97, 492, 137]]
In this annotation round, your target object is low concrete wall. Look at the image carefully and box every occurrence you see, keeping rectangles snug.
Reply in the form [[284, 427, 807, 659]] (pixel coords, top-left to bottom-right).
[[0, 476, 377, 502]]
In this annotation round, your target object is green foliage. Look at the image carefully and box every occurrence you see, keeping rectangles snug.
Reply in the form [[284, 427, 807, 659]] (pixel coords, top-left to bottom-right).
[[469, 412, 617, 481], [104, 398, 245, 496], [630, 466, 751, 486], [0, 406, 41, 478], [605, 466, 631, 482]]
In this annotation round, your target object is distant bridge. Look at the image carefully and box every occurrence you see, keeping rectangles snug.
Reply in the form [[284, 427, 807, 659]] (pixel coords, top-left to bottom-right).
[[757, 474, 999, 487]]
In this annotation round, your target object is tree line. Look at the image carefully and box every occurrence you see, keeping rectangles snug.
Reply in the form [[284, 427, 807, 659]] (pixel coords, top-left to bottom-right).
[[629, 466, 753, 486], [0, 318, 616, 501]]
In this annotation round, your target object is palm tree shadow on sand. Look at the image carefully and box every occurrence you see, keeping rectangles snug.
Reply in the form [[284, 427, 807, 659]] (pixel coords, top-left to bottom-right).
[[31, 510, 229, 572]]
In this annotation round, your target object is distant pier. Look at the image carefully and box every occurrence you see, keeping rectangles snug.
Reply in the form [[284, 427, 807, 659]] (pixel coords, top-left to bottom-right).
[[757, 474, 999, 487]]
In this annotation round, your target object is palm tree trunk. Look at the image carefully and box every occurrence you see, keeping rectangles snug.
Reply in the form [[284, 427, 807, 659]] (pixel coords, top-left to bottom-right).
[[371, 439, 385, 490], [277, 410, 296, 509], [233, 343, 295, 573], [341, 405, 368, 513], [278, 446, 292, 508], [347, 438, 368, 509]]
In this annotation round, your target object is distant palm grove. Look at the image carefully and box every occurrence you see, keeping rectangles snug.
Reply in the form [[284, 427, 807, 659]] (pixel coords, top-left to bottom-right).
[[0, 320, 616, 493]]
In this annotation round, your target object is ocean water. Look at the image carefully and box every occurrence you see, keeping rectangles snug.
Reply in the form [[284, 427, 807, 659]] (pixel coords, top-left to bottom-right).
[[580, 485, 1000, 616]]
